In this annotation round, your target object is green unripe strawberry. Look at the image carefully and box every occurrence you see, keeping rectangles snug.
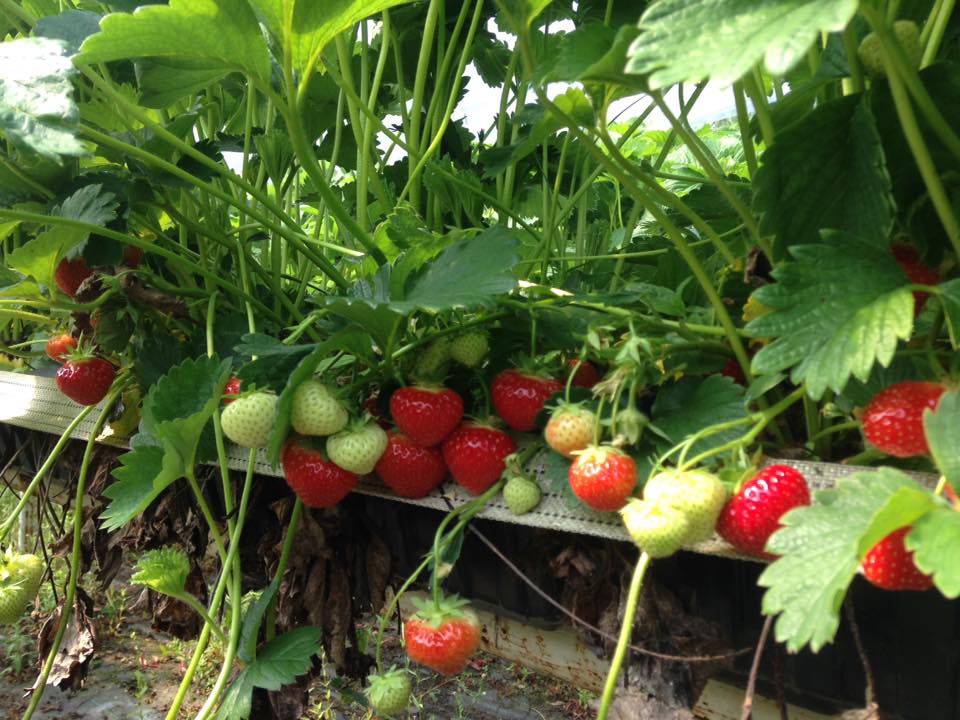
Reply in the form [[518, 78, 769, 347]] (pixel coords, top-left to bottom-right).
[[413, 337, 452, 379], [503, 475, 541, 515], [291, 380, 348, 436], [366, 669, 412, 717], [326, 421, 389, 475], [643, 469, 727, 544], [858, 21, 921, 79], [620, 499, 689, 558], [221, 391, 278, 449], [450, 331, 489, 368], [0, 552, 43, 624]]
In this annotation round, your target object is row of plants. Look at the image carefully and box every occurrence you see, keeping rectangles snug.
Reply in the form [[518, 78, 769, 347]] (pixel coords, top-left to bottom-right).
[[0, 0, 958, 718]]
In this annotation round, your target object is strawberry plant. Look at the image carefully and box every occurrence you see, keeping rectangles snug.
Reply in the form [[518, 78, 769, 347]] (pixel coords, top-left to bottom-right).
[[0, 0, 956, 718]]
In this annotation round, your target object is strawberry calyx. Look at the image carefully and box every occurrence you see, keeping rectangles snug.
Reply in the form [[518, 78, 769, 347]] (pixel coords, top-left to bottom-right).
[[409, 594, 476, 629], [61, 341, 103, 365]]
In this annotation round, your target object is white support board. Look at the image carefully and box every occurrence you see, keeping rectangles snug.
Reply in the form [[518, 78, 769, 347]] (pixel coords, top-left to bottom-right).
[[0, 370, 938, 559]]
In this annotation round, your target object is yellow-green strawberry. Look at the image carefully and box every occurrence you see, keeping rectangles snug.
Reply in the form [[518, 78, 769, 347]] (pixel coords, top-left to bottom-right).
[[366, 668, 412, 717], [221, 391, 278, 449], [858, 20, 921, 78], [0, 552, 43, 624], [291, 380, 348, 436], [450, 331, 489, 368], [643, 468, 727, 544], [503, 475, 541, 515], [544, 403, 595, 458], [413, 336, 452, 379], [620, 499, 690, 558], [326, 421, 389, 475]]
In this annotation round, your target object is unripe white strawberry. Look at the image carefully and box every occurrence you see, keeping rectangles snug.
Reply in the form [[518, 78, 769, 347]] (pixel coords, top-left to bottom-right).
[[326, 421, 389, 475], [643, 468, 727, 544], [450, 331, 489, 368], [221, 391, 277, 449], [620, 499, 689, 558], [291, 380, 348, 436], [503, 475, 541, 515]]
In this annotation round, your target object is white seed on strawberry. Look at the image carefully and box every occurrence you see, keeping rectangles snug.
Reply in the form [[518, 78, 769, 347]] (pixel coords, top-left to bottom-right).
[[221, 391, 278, 449], [291, 379, 348, 436]]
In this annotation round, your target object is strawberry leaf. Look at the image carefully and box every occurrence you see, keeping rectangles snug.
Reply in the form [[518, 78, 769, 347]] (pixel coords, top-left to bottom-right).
[[102, 356, 230, 530], [650, 375, 747, 459], [388, 226, 520, 313], [746, 231, 914, 399], [754, 95, 894, 250], [625, 0, 857, 87], [0, 38, 85, 159], [131, 547, 190, 597], [907, 509, 960, 598], [924, 390, 960, 495], [238, 580, 280, 664], [78, 0, 272, 84], [760, 468, 922, 652], [245, 627, 322, 690]]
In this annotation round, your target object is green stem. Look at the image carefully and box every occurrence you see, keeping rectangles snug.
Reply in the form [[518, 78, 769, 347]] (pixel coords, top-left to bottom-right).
[[22, 385, 123, 720], [407, 0, 442, 210], [265, 498, 303, 642], [873, 22, 960, 254], [921, 0, 955, 67], [842, 24, 866, 94], [0, 404, 96, 544], [732, 81, 758, 178], [596, 552, 651, 720]]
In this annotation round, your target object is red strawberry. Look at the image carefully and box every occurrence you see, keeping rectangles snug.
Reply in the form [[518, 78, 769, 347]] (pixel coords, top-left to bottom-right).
[[222, 375, 241, 405], [281, 437, 358, 508], [568, 446, 636, 512], [403, 598, 481, 676], [862, 381, 945, 457], [122, 245, 144, 268], [375, 432, 447, 498], [568, 359, 600, 388], [390, 385, 464, 447], [45, 334, 77, 363], [491, 369, 563, 432], [54, 257, 93, 297], [892, 244, 939, 314], [862, 526, 933, 591], [55, 354, 115, 405], [716, 465, 811, 558], [719, 358, 746, 385], [442, 422, 516, 495]]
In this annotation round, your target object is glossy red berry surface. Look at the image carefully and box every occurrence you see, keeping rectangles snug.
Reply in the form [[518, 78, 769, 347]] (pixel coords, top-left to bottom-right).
[[55, 357, 116, 405], [222, 375, 241, 405], [390, 385, 464, 447], [491, 369, 563, 432], [375, 432, 447, 498], [568, 446, 636, 512], [45, 334, 77, 363], [862, 526, 933, 591], [281, 438, 358, 508], [891, 244, 939, 314], [568, 360, 600, 388], [442, 423, 516, 495], [716, 465, 811, 558], [54, 257, 93, 297], [403, 614, 481, 676], [862, 381, 944, 457]]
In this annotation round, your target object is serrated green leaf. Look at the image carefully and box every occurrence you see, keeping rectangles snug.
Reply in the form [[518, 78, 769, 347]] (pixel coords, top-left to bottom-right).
[[239, 580, 280, 664], [746, 232, 914, 399], [389, 227, 519, 313], [35, 10, 103, 55], [937, 279, 960, 349], [855, 486, 937, 556], [650, 375, 747, 459], [6, 226, 85, 290], [907, 509, 960, 598], [131, 547, 190, 597], [245, 627, 322, 691], [753, 96, 894, 251], [625, 0, 858, 87], [760, 468, 920, 652], [78, 0, 272, 84], [267, 330, 369, 464], [924, 390, 960, 495], [136, 60, 228, 109], [216, 667, 253, 720], [496, 0, 553, 30], [142, 355, 232, 469], [56, 184, 119, 227], [318, 297, 402, 352], [0, 38, 86, 159], [249, 0, 414, 77], [101, 442, 178, 531]]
